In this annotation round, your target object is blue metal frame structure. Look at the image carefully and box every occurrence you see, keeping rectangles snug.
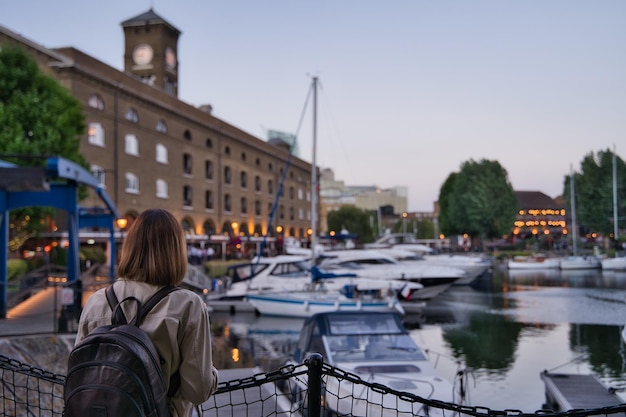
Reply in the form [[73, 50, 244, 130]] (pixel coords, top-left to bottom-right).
[[0, 157, 120, 318]]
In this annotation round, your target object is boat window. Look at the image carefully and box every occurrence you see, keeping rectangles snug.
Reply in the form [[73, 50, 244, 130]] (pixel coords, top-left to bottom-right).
[[228, 263, 269, 282], [327, 313, 403, 335], [325, 334, 427, 363], [270, 261, 311, 277]]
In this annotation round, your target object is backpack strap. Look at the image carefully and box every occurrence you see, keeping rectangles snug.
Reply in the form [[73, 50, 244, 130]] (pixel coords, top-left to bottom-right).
[[105, 285, 180, 326], [138, 285, 180, 325], [105, 285, 137, 325]]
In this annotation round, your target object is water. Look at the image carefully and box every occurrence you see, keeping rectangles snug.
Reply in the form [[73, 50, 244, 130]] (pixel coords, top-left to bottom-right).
[[209, 264, 626, 413]]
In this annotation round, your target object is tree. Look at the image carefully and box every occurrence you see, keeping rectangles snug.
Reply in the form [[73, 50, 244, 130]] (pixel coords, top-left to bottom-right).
[[0, 45, 88, 245], [326, 206, 376, 243], [0, 45, 86, 165], [566, 149, 626, 239], [438, 159, 518, 242]]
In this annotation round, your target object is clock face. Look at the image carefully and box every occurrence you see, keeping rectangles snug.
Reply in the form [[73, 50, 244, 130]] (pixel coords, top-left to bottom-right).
[[165, 47, 176, 69], [133, 44, 153, 65]]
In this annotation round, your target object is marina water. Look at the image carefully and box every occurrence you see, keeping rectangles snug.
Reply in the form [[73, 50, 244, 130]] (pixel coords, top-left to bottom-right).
[[210, 263, 626, 413]]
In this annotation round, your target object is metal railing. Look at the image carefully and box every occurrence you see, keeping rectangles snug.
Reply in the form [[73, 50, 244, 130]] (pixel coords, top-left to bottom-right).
[[2, 353, 626, 417]]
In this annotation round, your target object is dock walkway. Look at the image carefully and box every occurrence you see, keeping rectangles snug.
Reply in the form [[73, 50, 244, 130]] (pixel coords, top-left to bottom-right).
[[541, 371, 623, 411]]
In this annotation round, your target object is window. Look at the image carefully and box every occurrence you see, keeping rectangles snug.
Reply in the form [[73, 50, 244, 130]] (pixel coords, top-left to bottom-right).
[[125, 108, 139, 123], [241, 152, 246, 161], [156, 144, 168, 164], [165, 77, 175, 95], [88, 123, 105, 147], [205, 190, 213, 210], [240, 171, 247, 188], [224, 146, 230, 155], [256, 157, 261, 167], [255, 175, 261, 192], [88, 94, 104, 110], [205, 160, 214, 180], [224, 166, 232, 184], [91, 165, 105, 187], [206, 138, 213, 148], [183, 130, 192, 141], [289, 207, 295, 221], [241, 197, 247, 214], [183, 153, 192, 175], [268, 179, 273, 195], [156, 119, 167, 133], [298, 188, 303, 200], [125, 173, 139, 194], [183, 185, 193, 206], [279, 205, 284, 220], [255, 200, 261, 216], [203, 220, 216, 236], [156, 179, 168, 198], [125, 134, 139, 156], [289, 186, 294, 199], [298, 208, 304, 220], [224, 194, 232, 212]]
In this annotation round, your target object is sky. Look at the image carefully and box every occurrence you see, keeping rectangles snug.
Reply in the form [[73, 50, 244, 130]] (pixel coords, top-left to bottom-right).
[[2, 1, 624, 211]]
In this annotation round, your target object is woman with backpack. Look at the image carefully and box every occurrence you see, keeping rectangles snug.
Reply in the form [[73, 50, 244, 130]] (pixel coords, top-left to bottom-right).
[[69, 208, 218, 417]]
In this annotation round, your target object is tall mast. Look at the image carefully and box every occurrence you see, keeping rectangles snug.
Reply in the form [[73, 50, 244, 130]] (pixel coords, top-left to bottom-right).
[[311, 76, 318, 260], [613, 146, 618, 243], [570, 165, 578, 257]]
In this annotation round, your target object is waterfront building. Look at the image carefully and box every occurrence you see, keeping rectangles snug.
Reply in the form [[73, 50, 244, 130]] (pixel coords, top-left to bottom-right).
[[512, 191, 566, 243], [0, 9, 315, 255]]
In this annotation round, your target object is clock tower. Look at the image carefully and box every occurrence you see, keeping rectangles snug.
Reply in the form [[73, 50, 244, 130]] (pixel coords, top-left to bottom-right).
[[122, 9, 181, 96]]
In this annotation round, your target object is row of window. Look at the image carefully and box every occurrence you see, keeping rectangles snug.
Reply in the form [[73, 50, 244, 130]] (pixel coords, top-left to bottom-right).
[[90, 125, 305, 199], [88, 95, 306, 180]]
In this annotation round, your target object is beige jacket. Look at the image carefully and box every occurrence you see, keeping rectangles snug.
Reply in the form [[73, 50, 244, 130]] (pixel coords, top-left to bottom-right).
[[75, 279, 219, 417]]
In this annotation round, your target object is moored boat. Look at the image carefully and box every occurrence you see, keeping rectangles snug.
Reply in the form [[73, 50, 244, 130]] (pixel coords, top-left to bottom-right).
[[507, 254, 560, 270], [246, 286, 404, 318]]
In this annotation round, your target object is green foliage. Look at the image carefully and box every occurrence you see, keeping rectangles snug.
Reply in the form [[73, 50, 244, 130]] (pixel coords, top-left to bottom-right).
[[0, 45, 87, 166], [438, 159, 518, 239], [7, 258, 28, 281], [80, 246, 107, 264], [0, 45, 89, 244], [566, 149, 626, 236], [392, 218, 434, 239], [326, 206, 376, 243]]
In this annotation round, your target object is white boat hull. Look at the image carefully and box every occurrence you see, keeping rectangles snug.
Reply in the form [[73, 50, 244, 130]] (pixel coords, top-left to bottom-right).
[[559, 256, 601, 270], [246, 293, 404, 317], [601, 257, 626, 271]]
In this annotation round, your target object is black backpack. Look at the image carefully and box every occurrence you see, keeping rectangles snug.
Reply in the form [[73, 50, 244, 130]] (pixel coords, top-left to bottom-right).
[[64, 285, 180, 417]]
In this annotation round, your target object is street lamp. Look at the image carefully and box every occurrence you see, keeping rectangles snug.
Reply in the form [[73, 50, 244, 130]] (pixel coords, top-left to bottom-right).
[[402, 212, 407, 235]]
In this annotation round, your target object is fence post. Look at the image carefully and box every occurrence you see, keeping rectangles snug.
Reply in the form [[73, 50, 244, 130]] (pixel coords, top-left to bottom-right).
[[307, 353, 323, 417]]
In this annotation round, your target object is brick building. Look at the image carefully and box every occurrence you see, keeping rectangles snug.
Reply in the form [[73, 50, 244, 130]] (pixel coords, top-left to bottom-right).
[[0, 9, 315, 249]]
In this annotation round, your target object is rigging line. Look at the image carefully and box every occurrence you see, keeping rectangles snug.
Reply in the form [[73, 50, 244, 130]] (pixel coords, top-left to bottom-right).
[[316, 78, 355, 183], [254, 79, 315, 270]]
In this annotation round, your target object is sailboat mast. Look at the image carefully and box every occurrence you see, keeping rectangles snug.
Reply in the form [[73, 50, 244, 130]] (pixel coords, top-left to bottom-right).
[[311, 76, 319, 260], [570, 165, 578, 257], [613, 146, 618, 241]]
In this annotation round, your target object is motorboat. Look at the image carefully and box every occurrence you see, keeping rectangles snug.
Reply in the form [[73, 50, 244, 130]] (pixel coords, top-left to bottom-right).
[[206, 255, 423, 313], [246, 286, 405, 318], [363, 233, 434, 256], [507, 254, 561, 270], [559, 256, 601, 270], [286, 310, 466, 416], [316, 249, 464, 300], [601, 256, 626, 271]]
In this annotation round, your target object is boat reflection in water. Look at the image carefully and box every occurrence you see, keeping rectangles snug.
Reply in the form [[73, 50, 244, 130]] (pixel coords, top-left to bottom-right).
[[210, 264, 626, 413]]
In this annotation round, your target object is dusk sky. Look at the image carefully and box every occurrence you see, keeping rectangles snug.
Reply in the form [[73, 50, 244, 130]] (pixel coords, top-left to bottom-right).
[[2, 1, 624, 211]]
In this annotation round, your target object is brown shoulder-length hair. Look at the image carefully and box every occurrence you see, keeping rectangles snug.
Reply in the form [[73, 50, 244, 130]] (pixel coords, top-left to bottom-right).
[[117, 208, 187, 286]]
